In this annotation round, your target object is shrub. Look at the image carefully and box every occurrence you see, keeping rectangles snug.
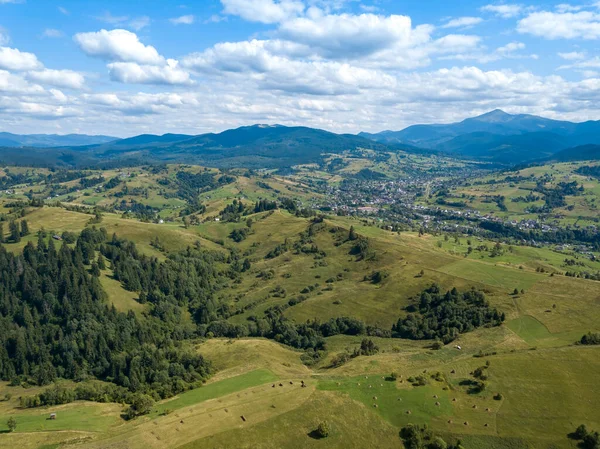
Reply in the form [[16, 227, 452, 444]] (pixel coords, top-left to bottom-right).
[[315, 421, 330, 438]]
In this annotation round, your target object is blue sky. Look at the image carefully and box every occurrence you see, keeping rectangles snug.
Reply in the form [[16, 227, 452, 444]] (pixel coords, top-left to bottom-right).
[[1, 0, 600, 136]]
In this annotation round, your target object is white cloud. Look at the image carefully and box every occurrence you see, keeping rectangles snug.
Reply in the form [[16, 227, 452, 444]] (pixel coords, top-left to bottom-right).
[[0, 46, 42, 70], [107, 60, 192, 85], [27, 69, 85, 89], [278, 13, 432, 59], [129, 16, 151, 31], [74, 29, 164, 65], [221, 0, 304, 24], [0, 27, 9, 45], [58, 6, 69, 15], [49, 88, 68, 102], [442, 17, 483, 29], [95, 11, 129, 25], [170, 15, 195, 25], [556, 4, 582, 13], [0, 70, 44, 94], [480, 4, 523, 18], [0, 0, 24, 3], [205, 15, 228, 23], [439, 41, 533, 64], [518, 11, 600, 39], [43, 28, 64, 38], [558, 51, 586, 60]]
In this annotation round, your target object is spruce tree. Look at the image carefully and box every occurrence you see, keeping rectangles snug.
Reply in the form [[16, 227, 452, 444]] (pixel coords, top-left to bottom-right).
[[9, 220, 20, 243], [20, 219, 29, 237]]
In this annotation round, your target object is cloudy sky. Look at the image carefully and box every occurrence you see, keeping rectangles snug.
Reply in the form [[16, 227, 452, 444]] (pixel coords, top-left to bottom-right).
[[2, 0, 600, 137]]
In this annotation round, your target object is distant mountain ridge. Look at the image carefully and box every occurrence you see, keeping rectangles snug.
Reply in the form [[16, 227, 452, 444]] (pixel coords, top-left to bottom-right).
[[360, 110, 600, 163], [0, 125, 395, 169], [0, 132, 118, 148], [2, 111, 600, 168]]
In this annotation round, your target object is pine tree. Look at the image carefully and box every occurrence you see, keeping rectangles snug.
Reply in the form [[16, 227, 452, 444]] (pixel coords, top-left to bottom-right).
[[9, 220, 20, 243], [348, 226, 358, 241], [0, 222, 4, 243], [20, 219, 29, 237], [97, 253, 106, 270]]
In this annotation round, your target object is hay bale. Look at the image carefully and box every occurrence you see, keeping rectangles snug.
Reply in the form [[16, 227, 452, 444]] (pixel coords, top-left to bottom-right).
[[486, 408, 490, 412], [484, 423, 489, 427], [433, 395, 438, 399], [289, 381, 293, 385], [435, 402, 440, 406], [369, 385, 372, 388], [452, 398, 457, 402], [373, 404, 378, 408], [357, 383, 360, 386], [448, 420, 452, 424], [450, 369, 456, 374], [279, 383, 283, 387], [406, 410, 411, 414], [180, 420, 184, 424], [473, 405, 477, 409], [373, 396, 377, 400], [224, 408, 229, 413], [464, 421, 469, 426], [272, 384, 276, 388], [241, 416, 246, 422]]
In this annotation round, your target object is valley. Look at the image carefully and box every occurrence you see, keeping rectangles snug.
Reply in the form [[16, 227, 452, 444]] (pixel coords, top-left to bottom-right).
[[0, 150, 599, 449]]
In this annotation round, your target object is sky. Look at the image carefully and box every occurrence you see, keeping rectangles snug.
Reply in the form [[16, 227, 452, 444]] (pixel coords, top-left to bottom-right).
[[2, 0, 600, 137]]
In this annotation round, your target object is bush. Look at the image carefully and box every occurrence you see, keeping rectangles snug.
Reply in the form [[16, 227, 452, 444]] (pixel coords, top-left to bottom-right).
[[123, 394, 154, 420], [315, 421, 330, 438], [7, 416, 16, 432], [580, 332, 600, 345]]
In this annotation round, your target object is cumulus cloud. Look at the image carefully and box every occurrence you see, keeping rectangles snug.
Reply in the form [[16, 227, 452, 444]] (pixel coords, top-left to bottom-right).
[[442, 17, 483, 29], [518, 11, 600, 39], [0, 46, 42, 71], [480, 4, 523, 18], [0, 70, 44, 95], [74, 29, 164, 64], [169, 15, 195, 25], [107, 60, 192, 85], [221, 0, 304, 24], [27, 69, 85, 89], [278, 13, 432, 59]]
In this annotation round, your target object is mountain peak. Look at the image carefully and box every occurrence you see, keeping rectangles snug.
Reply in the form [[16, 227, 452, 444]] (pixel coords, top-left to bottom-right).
[[471, 109, 513, 122]]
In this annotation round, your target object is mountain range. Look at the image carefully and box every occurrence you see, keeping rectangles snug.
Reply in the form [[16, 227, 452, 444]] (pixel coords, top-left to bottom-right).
[[0, 132, 117, 148], [0, 110, 599, 168], [360, 109, 600, 163]]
